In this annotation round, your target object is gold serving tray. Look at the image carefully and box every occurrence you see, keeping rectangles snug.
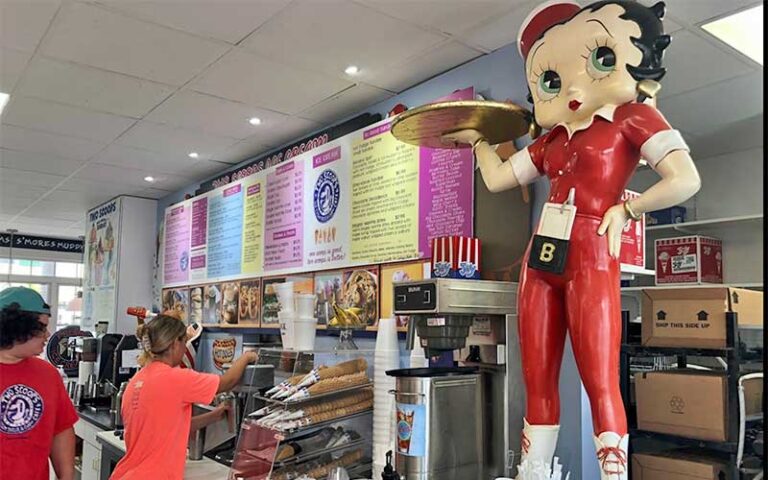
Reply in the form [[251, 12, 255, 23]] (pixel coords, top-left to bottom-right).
[[390, 100, 532, 149]]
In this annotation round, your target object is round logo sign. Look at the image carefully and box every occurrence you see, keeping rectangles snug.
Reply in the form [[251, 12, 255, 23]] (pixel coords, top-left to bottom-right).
[[0, 385, 44, 434], [313, 169, 340, 224]]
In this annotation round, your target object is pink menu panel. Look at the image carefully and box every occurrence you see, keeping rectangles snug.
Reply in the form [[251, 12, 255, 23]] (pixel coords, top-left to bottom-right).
[[191, 197, 208, 248], [163, 205, 191, 284], [264, 161, 304, 270]]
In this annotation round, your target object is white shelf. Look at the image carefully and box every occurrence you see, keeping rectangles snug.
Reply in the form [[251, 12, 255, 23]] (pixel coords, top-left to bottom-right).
[[645, 213, 763, 233], [620, 264, 655, 280], [621, 282, 763, 292]]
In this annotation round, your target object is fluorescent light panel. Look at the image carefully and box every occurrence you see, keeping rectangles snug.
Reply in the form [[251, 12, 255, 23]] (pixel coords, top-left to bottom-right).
[[702, 5, 763, 65]]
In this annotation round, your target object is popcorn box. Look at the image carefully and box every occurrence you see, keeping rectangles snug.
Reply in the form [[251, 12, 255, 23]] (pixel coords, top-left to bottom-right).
[[430, 236, 456, 278], [456, 236, 481, 279], [655, 235, 723, 285]]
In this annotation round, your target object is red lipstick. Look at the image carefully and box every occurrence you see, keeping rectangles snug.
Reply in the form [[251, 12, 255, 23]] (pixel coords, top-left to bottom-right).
[[569, 100, 582, 111]]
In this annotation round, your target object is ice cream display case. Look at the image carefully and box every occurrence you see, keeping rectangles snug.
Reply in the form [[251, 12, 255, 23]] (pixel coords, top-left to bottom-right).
[[226, 348, 375, 480]]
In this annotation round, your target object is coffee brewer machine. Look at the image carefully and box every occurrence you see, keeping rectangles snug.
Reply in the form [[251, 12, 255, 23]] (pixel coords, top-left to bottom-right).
[[391, 278, 524, 479]]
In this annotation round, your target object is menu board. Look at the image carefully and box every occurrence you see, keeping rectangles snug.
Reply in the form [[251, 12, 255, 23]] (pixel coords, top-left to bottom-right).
[[163, 88, 476, 287]]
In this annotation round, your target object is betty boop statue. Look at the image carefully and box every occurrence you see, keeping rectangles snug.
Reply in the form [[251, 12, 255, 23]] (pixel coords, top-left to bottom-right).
[[443, 2, 701, 478]]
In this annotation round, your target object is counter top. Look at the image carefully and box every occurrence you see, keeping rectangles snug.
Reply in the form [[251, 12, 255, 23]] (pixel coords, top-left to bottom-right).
[[78, 407, 115, 431], [96, 431, 231, 480]]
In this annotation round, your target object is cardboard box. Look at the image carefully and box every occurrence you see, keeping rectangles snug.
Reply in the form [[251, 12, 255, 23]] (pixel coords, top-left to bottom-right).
[[641, 287, 763, 348], [635, 370, 728, 441], [646, 206, 687, 226], [655, 235, 723, 285], [632, 450, 730, 480], [619, 189, 645, 269]]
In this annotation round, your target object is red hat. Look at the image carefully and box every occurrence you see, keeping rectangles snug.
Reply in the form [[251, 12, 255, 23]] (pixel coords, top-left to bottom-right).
[[517, 1, 581, 60]]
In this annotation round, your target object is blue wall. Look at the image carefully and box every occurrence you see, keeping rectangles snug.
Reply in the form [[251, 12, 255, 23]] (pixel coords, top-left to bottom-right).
[[159, 40, 597, 479]]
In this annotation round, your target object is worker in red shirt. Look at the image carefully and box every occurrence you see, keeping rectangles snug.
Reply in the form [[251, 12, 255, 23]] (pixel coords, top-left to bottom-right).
[[0, 286, 78, 480], [443, 2, 701, 479]]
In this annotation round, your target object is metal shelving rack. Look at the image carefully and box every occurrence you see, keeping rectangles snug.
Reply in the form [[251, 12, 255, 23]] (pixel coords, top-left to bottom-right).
[[620, 311, 763, 479]]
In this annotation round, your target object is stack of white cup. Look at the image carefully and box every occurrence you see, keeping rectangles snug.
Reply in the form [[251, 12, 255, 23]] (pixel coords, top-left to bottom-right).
[[274, 282, 295, 350], [372, 317, 399, 470], [293, 293, 318, 351]]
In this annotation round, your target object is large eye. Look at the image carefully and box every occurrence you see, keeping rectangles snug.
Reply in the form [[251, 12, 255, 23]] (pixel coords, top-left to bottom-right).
[[536, 70, 561, 101], [587, 46, 616, 79]]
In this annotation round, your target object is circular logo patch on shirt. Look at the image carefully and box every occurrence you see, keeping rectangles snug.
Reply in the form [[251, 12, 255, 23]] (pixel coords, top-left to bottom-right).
[[313, 169, 340, 223], [0, 384, 44, 434]]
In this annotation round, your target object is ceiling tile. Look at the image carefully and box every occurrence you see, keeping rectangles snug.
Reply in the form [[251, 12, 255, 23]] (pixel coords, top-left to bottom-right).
[[58, 176, 136, 196], [457, 1, 538, 52], [144, 90, 290, 140], [5, 217, 80, 230], [363, 40, 483, 93], [45, 189, 114, 210], [95, 0, 291, 44], [299, 83, 394, 123], [93, 143, 200, 175], [356, 0, 517, 35], [186, 159, 233, 180], [0, 124, 106, 161], [116, 120, 239, 159], [0, 48, 32, 92], [0, 184, 50, 203], [659, 71, 763, 135], [217, 136, 275, 165], [2, 96, 135, 142], [193, 49, 353, 115], [0, 148, 86, 176], [22, 200, 85, 221], [258, 116, 321, 151], [0, 0, 60, 53], [240, 0, 448, 79], [0, 166, 67, 188], [16, 56, 175, 118], [74, 163, 191, 192], [662, 0, 761, 25], [131, 187, 174, 200], [40, 2, 230, 86], [659, 30, 753, 99]]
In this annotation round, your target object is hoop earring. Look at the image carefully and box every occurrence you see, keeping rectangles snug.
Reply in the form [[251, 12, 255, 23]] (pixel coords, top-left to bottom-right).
[[637, 79, 662, 103]]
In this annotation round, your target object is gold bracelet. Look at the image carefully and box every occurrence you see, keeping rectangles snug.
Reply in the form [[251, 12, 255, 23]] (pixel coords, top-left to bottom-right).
[[471, 136, 488, 155], [623, 200, 642, 221]]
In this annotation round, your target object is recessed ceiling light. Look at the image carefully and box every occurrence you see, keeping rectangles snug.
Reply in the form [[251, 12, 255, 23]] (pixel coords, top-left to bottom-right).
[[702, 5, 763, 65], [188, 152, 199, 159], [144, 176, 155, 183], [344, 65, 360, 75], [249, 117, 262, 126], [0, 92, 9, 115]]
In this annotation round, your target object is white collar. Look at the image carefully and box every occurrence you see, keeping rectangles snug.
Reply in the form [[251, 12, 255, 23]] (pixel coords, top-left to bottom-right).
[[554, 104, 618, 139]]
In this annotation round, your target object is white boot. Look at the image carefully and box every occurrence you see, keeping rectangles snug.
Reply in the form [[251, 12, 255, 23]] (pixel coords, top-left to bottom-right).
[[593, 431, 629, 480], [516, 418, 560, 478]]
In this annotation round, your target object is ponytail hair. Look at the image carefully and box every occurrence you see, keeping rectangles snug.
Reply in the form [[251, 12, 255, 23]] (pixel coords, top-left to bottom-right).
[[136, 314, 186, 367]]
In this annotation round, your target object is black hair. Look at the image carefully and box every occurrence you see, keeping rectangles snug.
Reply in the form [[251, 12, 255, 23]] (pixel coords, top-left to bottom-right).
[[583, 1, 670, 81], [0, 303, 46, 349], [525, 0, 670, 107]]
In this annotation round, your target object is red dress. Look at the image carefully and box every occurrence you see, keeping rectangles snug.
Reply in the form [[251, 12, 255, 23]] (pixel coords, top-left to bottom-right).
[[510, 102, 688, 434]]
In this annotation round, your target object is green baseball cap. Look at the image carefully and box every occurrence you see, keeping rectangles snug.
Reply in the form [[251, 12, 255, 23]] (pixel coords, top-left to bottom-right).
[[0, 286, 51, 315]]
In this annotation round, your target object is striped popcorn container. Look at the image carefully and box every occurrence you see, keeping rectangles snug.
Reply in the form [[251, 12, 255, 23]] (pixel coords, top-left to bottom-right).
[[430, 236, 457, 278], [456, 236, 481, 279]]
